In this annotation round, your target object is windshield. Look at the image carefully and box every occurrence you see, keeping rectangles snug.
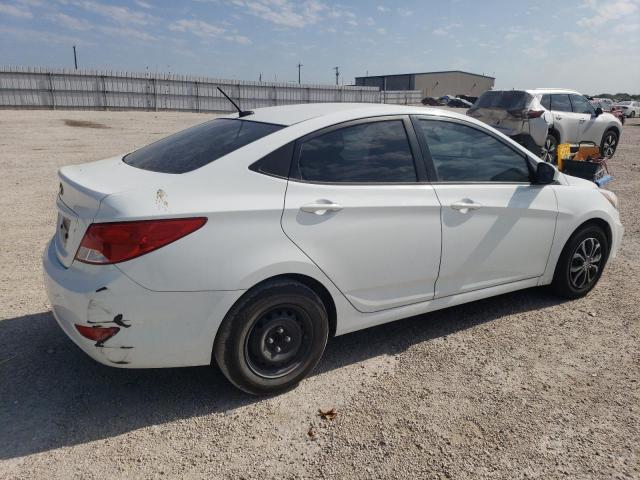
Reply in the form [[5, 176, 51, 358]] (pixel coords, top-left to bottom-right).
[[617, 101, 631, 105], [474, 90, 532, 110], [124, 118, 284, 174]]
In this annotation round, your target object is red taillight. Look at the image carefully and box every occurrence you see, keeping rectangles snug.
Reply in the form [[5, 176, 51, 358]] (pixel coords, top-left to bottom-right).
[[75, 324, 120, 343], [527, 110, 545, 118], [75, 217, 207, 264]]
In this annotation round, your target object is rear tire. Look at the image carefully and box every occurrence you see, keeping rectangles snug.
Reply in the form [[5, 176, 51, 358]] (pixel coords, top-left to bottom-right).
[[551, 224, 609, 299], [600, 129, 618, 158], [630, 111, 636, 118], [214, 279, 329, 396], [540, 133, 558, 163]]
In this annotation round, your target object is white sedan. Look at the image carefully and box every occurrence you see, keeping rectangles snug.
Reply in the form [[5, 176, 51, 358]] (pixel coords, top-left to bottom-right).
[[612, 101, 640, 118], [43, 103, 623, 395]]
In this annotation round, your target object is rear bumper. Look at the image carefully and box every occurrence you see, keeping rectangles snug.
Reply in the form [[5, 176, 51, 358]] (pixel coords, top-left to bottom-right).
[[42, 238, 244, 368]]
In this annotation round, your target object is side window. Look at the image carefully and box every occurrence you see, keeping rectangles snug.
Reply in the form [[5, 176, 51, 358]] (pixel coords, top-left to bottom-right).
[[249, 142, 294, 178], [550, 94, 572, 112], [570, 95, 595, 115], [541, 94, 551, 110], [295, 120, 417, 183], [417, 120, 531, 183]]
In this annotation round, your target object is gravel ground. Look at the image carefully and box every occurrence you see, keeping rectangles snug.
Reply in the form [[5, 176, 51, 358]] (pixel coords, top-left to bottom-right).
[[0, 109, 638, 479]]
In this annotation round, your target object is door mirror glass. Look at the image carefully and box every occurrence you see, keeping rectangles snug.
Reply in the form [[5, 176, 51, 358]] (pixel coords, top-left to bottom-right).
[[595, 106, 603, 116], [535, 161, 557, 184]]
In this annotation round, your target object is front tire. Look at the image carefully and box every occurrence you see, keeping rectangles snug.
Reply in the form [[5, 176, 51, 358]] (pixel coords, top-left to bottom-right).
[[214, 279, 329, 396], [551, 224, 609, 299], [600, 129, 618, 158]]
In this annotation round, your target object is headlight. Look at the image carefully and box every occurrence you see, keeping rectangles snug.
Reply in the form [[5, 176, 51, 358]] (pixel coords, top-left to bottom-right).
[[599, 189, 619, 210]]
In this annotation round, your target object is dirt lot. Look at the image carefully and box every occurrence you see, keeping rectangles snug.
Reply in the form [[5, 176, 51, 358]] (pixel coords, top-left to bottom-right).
[[0, 109, 638, 479]]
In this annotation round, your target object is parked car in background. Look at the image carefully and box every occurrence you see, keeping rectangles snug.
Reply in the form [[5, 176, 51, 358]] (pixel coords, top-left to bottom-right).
[[43, 103, 623, 395], [447, 98, 473, 108], [590, 97, 614, 111], [468, 88, 622, 162], [612, 100, 640, 118], [421, 96, 444, 106], [592, 98, 625, 125]]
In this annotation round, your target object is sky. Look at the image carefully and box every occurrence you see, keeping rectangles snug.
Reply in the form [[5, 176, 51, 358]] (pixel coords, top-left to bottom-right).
[[0, 0, 639, 94]]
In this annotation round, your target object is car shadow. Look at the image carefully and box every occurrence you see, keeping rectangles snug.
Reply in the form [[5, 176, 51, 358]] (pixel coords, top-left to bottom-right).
[[0, 287, 565, 460]]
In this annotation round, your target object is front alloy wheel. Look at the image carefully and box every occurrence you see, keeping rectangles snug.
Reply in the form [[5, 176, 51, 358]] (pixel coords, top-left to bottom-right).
[[540, 134, 557, 163], [551, 224, 609, 299], [569, 237, 603, 290]]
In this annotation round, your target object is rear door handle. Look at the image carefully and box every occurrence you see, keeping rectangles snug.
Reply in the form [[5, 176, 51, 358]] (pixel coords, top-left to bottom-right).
[[555, 115, 563, 120], [579, 119, 586, 124], [451, 200, 483, 214], [300, 201, 343, 215]]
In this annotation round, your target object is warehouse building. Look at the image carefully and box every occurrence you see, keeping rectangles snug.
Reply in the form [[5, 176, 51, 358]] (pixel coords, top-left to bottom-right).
[[355, 70, 495, 99]]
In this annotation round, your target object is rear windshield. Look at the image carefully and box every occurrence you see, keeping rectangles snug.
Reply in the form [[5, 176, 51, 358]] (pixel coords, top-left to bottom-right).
[[124, 118, 284, 174], [475, 91, 532, 110]]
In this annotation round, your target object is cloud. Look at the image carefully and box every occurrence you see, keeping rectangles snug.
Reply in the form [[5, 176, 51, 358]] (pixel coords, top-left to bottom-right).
[[72, 0, 155, 26], [0, 24, 92, 45], [229, 0, 327, 28], [169, 19, 252, 44], [135, 0, 151, 8], [577, 0, 639, 27], [99, 25, 157, 42], [377, 5, 389, 12], [46, 12, 92, 31], [432, 23, 461, 36], [0, 2, 33, 18], [376, 27, 386, 35], [396, 7, 413, 17]]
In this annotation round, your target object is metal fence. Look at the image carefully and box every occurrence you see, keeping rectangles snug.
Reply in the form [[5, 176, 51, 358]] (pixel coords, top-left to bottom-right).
[[0, 66, 424, 112], [382, 90, 424, 105], [0, 66, 388, 112]]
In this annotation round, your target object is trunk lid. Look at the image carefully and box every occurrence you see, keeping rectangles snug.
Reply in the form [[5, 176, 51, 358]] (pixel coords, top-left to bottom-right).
[[54, 156, 171, 267]]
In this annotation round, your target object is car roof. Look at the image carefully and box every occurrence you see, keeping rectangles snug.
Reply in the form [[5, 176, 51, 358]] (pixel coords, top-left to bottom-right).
[[526, 88, 581, 95], [223, 103, 461, 126]]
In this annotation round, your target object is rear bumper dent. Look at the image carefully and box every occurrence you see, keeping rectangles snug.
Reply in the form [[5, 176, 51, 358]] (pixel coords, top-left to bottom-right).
[[43, 238, 244, 368]]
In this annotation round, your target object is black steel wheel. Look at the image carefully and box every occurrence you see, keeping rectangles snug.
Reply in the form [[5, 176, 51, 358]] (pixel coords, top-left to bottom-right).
[[214, 279, 329, 395], [244, 305, 314, 379]]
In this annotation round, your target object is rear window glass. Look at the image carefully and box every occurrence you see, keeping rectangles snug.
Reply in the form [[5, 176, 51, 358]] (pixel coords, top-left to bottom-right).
[[475, 91, 531, 110], [124, 119, 284, 174]]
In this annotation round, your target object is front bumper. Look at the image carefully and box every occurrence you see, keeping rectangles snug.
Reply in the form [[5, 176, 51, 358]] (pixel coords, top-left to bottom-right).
[[610, 217, 624, 259], [42, 238, 244, 368]]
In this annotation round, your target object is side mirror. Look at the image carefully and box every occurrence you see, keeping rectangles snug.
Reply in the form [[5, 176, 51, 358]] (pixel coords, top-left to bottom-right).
[[595, 106, 603, 116], [535, 161, 557, 184]]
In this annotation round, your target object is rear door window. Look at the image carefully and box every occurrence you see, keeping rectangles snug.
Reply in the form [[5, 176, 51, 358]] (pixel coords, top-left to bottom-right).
[[416, 119, 531, 183], [550, 94, 572, 113], [540, 94, 551, 110], [124, 119, 284, 174], [293, 120, 417, 183]]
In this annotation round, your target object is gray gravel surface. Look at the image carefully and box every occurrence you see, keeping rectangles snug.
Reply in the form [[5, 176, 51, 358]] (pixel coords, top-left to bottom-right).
[[0, 110, 638, 479]]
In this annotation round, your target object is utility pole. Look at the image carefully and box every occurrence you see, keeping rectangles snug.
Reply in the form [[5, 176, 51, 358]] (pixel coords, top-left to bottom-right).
[[297, 62, 303, 84], [333, 66, 339, 86], [73, 45, 78, 70], [259, 72, 262, 82]]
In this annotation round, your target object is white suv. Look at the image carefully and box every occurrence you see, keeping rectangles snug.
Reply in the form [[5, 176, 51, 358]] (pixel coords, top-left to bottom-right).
[[468, 88, 622, 163]]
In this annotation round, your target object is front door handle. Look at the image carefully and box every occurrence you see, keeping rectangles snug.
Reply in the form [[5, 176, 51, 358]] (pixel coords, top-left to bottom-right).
[[451, 200, 483, 214], [300, 200, 343, 215], [555, 115, 563, 120]]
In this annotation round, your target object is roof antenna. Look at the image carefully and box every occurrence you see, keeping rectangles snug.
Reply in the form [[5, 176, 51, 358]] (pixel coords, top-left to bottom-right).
[[217, 87, 253, 117]]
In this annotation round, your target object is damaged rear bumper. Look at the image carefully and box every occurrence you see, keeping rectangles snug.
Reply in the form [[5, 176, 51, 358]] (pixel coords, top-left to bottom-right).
[[42, 238, 244, 368]]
